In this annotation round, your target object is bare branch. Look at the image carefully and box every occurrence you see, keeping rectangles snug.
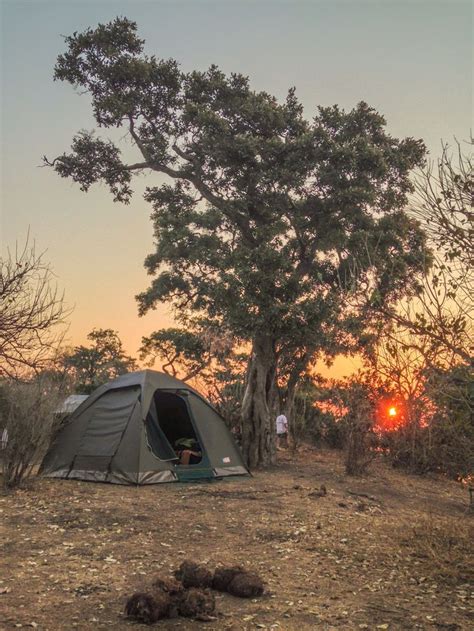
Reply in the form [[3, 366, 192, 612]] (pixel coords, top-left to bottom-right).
[[0, 236, 70, 379]]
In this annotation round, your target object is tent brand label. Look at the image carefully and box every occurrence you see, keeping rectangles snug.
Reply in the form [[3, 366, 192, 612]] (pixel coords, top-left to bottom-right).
[[222, 457, 231, 463]]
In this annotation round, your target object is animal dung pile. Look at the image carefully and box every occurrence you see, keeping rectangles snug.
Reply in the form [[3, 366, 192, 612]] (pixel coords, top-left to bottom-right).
[[212, 565, 264, 597], [174, 560, 214, 589], [151, 576, 184, 596], [125, 560, 265, 624], [177, 588, 216, 619], [176, 560, 264, 598], [124, 591, 173, 625], [125, 584, 215, 624], [211, 565, 244, 592], [225, 571, 264, 598], [308, 484, 327, 499]]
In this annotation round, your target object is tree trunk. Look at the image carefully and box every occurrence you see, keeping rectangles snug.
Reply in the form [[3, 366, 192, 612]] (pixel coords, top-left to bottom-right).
[[284, 377, 298, 450], [284, 375, 298, 421], [240, 334, 278, 468], [282, 355, 310, 451]]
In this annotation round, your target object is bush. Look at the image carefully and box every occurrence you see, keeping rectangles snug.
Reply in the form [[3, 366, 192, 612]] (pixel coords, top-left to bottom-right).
[[0, 377, 67, 490], [283, 378, 345, 451], [210, 378, 244, 435], [387, 417, 474, 479], [425, 365, 474, 479], [385, 365, 474, 479], [306, 409, 345, 449], [340, 382, 377, 476], [306, 377, 378, 471]]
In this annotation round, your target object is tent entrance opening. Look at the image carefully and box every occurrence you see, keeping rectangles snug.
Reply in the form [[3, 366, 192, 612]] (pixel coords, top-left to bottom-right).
[[152, 391, 202, 465]]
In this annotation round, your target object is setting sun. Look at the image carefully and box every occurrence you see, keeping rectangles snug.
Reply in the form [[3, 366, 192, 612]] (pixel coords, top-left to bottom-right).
[[375, 400, 405, 431]]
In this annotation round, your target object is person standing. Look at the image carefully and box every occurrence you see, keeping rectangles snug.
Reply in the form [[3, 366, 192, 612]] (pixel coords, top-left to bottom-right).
[[275, 413, 289, 449]]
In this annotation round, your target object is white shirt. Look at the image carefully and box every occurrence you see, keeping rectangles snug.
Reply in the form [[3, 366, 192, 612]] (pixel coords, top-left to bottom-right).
[[276, 414, 288, 434]]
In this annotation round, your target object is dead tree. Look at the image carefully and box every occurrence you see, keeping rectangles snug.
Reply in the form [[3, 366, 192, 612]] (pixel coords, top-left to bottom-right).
[[0, 236, 68, 378]]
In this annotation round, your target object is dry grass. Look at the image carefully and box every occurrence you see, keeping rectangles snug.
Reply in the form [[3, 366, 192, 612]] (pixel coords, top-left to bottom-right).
[[399, 515, 474, 586]]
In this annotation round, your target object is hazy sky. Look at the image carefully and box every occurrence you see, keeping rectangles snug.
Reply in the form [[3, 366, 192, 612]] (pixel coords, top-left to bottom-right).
[[1, 0, 472, 376]]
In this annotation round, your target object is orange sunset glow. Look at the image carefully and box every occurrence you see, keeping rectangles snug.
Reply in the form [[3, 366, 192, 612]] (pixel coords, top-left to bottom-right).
[[376, 400, 405, 431], [2, 3, 470, 381]]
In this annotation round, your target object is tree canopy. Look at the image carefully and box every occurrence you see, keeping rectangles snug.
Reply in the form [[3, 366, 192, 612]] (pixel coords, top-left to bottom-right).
[[47, 17, 429, 466], [63, 328, 137, 394]]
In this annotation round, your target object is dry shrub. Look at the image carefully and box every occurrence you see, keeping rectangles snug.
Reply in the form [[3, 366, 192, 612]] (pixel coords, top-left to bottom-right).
[[0, 377, 67, 490], [399, 516, 473, 586], [343, 413, 376, 476], [330, 380, 377, 476], [0, 237, 68, 380]]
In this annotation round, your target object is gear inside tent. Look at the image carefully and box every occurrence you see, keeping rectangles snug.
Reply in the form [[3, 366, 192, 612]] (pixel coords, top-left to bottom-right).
[[40, 370, 248, 485]]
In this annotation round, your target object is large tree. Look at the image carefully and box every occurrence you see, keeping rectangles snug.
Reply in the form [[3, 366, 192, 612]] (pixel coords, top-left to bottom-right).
[[46, 17, 428, 466]]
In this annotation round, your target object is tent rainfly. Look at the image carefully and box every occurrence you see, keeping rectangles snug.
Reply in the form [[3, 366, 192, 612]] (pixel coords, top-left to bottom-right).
[[40, 370, 248, 485]]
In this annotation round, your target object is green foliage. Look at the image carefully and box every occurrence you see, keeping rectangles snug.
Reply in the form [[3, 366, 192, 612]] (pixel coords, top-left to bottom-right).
[[424, 364, 473, 478], [205, 360, 246, 434], [63, 328, 137, 393], [50, 132, 133, 203], [47, 17, 431, 465], [136, 104, 427, 344], [140, 328, 207, 380], [139, 324, 246, 430], [47, 17, 428, 349], [316, 377, 377, 474]]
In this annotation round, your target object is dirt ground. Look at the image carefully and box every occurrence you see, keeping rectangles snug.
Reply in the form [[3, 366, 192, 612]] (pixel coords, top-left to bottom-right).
[[1, 448, 472, 631]]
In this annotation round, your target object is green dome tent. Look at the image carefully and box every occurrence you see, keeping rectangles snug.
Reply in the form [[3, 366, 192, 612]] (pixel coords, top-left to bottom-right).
[[40, 370, 248, 485]]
